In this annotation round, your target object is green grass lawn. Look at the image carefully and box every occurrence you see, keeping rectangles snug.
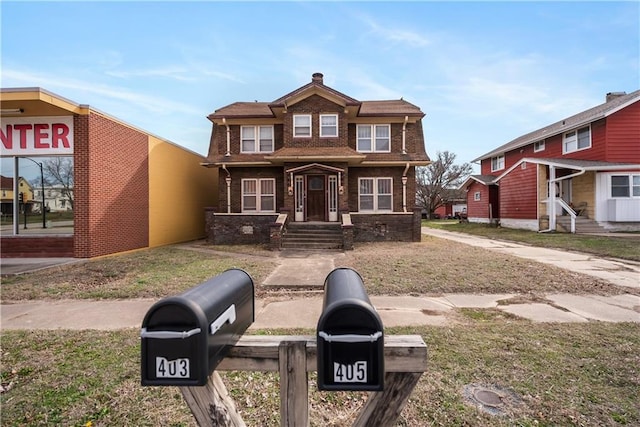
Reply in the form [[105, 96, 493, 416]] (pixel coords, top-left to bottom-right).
[[2, 323, 638, 426], [1, 229, 638, 426], [423, 220, 640, 262]]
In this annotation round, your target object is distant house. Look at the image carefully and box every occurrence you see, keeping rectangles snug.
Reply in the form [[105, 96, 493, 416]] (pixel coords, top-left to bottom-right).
[[434, 200, 467, 219], [202, 73, 431, 249], [0, 175, 34, 215], [461, 91, 640, 233], [32, 185, 73, 213]]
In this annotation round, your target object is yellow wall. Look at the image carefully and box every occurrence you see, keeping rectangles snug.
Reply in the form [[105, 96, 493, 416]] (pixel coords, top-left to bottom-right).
[[571, 172, 595, 218], [148, 136, 218, 247]]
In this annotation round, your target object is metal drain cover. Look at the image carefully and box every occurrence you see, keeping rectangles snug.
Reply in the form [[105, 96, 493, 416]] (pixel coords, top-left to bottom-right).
[[463, 384, 522, 416], [474, 389, 503, 407]]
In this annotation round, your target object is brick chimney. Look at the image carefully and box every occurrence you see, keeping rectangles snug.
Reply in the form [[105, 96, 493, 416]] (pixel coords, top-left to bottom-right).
[[312, 72, 324, 84], [606, 92, 626, 102]]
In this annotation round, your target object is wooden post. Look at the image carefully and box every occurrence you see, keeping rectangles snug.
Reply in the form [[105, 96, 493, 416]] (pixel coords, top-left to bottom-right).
[[279, 340, 309, 426], [352, 372, 423, 427], [180, 371, 246, 427], [179, 335, 427, 427]]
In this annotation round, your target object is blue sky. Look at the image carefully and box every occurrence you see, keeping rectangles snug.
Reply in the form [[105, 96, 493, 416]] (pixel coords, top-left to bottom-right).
[[2, 1, 638, 172]]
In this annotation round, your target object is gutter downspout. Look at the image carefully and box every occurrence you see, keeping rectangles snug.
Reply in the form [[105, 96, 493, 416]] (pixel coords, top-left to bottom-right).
[[402, 116, 408, 154], [539, 166, 587, 233], [402, 162, 410, 212], [222, 164, 232, 213], [223, 118, 231, 157]]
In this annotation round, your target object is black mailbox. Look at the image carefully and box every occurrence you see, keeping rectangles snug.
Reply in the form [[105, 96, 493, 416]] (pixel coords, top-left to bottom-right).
[[317, 267, 384, 391], [141, 268, 254, 386]]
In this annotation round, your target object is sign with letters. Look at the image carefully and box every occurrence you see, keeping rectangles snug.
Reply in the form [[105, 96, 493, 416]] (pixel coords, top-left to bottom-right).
[[0, 116, 74, 156]]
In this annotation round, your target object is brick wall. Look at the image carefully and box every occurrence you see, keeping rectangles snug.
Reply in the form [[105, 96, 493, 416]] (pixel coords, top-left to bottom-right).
[[75, 113, 149, 258], [218, 167, 284, 213], [348, 166, 415, 212], [206, 211, 279, 245], [350, 211, 420, 242], [1, 236, 74, 257]]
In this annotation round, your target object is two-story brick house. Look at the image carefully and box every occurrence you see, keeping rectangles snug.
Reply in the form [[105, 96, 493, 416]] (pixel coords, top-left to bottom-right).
[[202, 73, 431, 249], [461, 90, 640, 233]]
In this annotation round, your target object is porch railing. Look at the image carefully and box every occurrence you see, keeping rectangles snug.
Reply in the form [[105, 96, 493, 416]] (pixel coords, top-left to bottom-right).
[[556, 198, 577, 233]]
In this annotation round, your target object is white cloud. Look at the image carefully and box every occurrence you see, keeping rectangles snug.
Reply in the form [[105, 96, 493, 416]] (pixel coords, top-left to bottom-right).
[[1, 67, 202, 116], [357, 14, 431, 48], [105, 66, 195, 82]]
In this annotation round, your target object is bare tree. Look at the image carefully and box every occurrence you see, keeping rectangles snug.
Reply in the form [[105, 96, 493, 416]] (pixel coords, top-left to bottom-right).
[[43, 157, 74, 210], [416, 151, 472, 218]]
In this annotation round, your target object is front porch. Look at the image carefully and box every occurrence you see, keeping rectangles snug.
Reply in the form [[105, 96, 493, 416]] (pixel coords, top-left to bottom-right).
[[204, 209, 423, 251]]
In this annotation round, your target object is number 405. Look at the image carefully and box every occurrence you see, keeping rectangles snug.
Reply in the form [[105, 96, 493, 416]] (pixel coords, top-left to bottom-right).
[[333, 361, 367, 383]]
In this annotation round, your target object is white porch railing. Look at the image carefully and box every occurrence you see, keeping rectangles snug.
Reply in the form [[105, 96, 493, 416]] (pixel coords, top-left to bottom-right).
[[556, 198, 577, 233]]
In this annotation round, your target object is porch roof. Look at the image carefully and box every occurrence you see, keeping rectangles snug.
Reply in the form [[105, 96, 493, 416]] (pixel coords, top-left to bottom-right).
[[524, 158, 640, 171], [490, 157, 640, 184], [263, 147, 366, 165], [459, 174, 498, 190]]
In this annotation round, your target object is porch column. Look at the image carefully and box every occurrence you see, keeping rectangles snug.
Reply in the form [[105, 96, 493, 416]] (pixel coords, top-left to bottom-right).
[[225, 176, 232, 213], [402, 176, 408, 212], [549, 166, 556, 230]]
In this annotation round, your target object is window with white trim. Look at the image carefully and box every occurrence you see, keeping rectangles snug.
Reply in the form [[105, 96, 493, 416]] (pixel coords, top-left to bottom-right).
[[611, 174, 640, 198], [242, 178, 276, 212], [293, 115, 311, 137], [563, 126, 591, 154], [241, 126, 274, 153], [491, 155, 505, 172], [534, 140, 545, 152], [357, 124, 390, 152], [474, 192, 481, 201], [320, 114, 338, 137], [359, 177, 392, 211]]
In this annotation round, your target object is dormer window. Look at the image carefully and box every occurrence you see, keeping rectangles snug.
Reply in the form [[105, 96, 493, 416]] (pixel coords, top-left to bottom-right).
[[357, 124, 390, 152], [241, 126, 274, 153], [293, 115, 311, 137], [320, 114, 338, 137]]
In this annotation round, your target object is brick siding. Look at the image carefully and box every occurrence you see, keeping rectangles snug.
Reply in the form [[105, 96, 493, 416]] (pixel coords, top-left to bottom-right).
[[1, 236, 74, 257], [74, 113, 149, 258], [206, 210, 279, 245]]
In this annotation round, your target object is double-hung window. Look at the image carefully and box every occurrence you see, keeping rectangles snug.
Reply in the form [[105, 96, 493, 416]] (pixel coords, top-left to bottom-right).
[[357, 124, 390, 152], [320, 114, 338, 137], [241, 126, 274, 153], [563, 126, 591, 154], [491, 155, 505, 172], [611, 175, 640, 198], [293, 115, 311, 137], [359, 177, 392, 212], [242, 178, 276, 212]]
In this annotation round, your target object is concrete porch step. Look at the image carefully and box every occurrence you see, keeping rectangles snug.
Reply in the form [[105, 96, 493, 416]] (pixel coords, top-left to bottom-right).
[[556, 216, 608, 234], [282, 222, 343, 250]]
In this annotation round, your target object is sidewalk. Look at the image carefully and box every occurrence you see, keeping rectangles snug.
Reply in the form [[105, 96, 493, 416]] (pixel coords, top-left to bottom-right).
[[1, 229, 639, 330]]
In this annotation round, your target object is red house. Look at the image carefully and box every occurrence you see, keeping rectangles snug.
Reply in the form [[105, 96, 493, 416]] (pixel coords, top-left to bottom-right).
[[461, 91, 640, 233]]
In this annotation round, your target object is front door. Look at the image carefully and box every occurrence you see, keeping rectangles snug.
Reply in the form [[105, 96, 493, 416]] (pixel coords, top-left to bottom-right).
[[307, 175, 326, 221]]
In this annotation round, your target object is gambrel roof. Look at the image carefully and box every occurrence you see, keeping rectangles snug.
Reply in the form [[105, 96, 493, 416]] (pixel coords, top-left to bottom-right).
[[208, 73, 425, 121], [473, 90, 640, 162]]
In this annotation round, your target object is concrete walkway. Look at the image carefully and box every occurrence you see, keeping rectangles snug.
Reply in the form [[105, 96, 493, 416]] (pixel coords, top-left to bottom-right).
[[421, 227, 640, 289], [1, 229, 639, 331]]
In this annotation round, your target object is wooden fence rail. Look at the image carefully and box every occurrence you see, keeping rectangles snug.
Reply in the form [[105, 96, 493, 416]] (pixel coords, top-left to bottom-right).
[[180, 335, 427, 427]]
